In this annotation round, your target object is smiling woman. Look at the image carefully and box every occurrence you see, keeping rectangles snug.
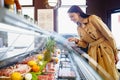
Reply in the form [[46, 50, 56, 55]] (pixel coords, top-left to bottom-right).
[[67, 5, 119, 80]]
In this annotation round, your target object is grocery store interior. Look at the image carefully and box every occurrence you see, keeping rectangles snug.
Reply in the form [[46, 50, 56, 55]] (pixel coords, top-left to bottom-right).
[[0, 0, 120, 80]]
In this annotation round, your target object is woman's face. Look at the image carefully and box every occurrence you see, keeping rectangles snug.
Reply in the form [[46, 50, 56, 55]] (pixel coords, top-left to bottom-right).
[[68, 12, 80, 23]]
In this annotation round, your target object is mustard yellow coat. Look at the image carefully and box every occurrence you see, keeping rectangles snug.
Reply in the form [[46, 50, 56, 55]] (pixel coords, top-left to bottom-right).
[[76, 15, 119, 80]]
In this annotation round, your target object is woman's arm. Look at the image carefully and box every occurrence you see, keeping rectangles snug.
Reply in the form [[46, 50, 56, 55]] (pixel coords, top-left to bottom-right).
[[68, 37, 88, 48]]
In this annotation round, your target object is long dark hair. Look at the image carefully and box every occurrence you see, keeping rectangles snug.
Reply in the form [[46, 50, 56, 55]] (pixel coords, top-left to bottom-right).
[[67, 5, 89, 18]]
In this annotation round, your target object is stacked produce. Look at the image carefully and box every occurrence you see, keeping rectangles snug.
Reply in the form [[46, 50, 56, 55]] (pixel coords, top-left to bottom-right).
[[0, 64, 31, 77], [0, 53, 47, 80], [43, 37, 56, 62], [0, 38, 61, 80]]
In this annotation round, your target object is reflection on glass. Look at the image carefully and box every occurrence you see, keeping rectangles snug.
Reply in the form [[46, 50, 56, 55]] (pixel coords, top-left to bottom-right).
[[0, 31, 7, 47]]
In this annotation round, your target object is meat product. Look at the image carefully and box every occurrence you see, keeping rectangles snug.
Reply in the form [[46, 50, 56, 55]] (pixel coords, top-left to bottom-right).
[[0, 64, 31, 77], [19, 55, 38, 64]]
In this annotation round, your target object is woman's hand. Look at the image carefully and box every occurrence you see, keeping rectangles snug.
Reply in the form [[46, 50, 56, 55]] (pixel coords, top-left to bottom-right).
[[68, 37, 76, 42], [68, 37, 79, 43], [115, 54, 119, 64]]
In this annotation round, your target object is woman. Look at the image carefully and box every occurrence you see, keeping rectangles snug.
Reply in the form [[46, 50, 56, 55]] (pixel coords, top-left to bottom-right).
[[67, 5, 119, 80]]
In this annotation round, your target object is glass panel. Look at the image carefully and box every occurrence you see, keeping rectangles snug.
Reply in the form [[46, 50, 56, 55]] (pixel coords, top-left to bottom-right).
[[0, 23, 46, 60], [8, 33, 34, 50], [0, 31, 7, 47], [0, 31, 48, 60], [0, 31, 34, 60]]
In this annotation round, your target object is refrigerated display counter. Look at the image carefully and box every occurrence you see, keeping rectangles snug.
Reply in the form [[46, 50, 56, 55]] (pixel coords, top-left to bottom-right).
[[50, 32, 104, 80], [0, 8, 103, 80]]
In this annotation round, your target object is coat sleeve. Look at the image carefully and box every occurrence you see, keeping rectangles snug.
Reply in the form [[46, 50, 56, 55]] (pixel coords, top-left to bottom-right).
[[75, 27, 88, 48], [76, 39, 88, 48], [89, 15, 118, 55]]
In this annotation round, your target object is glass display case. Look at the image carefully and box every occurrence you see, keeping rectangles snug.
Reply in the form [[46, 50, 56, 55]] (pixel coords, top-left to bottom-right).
[[0, 8, 49, 68], [50, 32, 103, 80], [0, 8, 103, 80]]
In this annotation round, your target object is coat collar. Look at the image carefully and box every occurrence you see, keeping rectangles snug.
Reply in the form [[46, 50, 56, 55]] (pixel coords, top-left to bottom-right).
[[77, 17, 89, 26], [81, 17, 89, 24]]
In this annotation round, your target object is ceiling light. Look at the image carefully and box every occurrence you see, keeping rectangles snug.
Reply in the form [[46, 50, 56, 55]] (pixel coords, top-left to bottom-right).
[[48, 0, 58, 7]]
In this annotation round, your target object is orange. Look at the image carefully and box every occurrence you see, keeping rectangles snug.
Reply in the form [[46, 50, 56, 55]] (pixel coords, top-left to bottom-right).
[[32, 65, 40, 72], [55, 57, 59, 63], [11, 72, 22, 80], [27, 60, 37, 67], [37, 54, 43, 61]]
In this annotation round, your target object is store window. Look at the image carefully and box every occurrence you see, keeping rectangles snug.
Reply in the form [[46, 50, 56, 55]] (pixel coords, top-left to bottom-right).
[[10, 0, 35, 48], [111, 11, 120, 49], [19, 0, 33, 6], [57, 0, 86, 34], [21, 7, 34, 21], [19, 0, 34, 22]]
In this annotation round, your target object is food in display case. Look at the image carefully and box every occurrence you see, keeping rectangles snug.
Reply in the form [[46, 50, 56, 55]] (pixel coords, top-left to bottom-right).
[[59, 61, 71, 68], [57, 49, 76, 80], [0, 52, 58, 80], [43, 37, 56, 62], [0, 64, 31, 76], [58, 68, 76, 79]]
